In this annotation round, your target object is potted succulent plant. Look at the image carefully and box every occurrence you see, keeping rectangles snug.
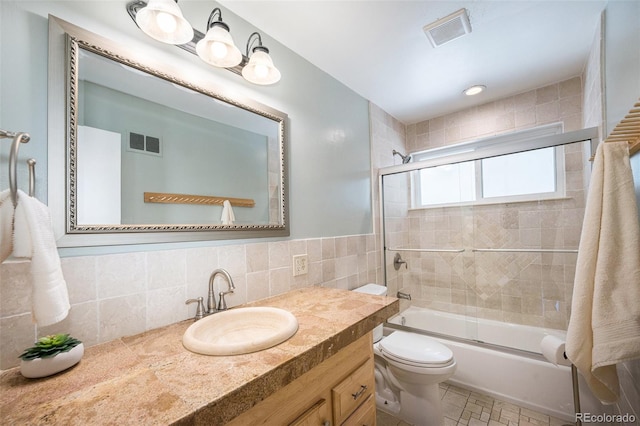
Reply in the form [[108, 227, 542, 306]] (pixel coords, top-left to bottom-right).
[[19, 334, 84, 379]]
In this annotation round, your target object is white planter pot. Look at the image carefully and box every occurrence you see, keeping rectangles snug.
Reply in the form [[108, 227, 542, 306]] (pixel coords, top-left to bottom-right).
[[20, 343, 84, 379]]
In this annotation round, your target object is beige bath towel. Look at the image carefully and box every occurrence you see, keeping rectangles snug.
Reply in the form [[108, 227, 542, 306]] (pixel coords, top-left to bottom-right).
[[565, 142, 640, 404]]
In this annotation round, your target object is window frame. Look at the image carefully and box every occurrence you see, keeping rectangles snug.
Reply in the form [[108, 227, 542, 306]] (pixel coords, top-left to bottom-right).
[[410, 123, 567, 210]]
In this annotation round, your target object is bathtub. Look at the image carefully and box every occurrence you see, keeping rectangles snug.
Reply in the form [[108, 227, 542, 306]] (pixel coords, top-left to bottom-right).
[[387, 306, 608, 421]]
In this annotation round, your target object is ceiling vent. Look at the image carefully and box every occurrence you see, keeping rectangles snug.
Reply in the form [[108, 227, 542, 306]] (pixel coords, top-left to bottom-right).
[[423, 8, 471, 48]]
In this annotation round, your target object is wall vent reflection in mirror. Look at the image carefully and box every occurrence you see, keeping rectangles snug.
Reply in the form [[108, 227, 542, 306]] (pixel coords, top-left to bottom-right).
[[129, 132, 162, 155]]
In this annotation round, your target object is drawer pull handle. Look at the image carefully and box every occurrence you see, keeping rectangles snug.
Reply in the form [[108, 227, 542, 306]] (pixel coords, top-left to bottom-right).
[[351, 385, 367, 400]]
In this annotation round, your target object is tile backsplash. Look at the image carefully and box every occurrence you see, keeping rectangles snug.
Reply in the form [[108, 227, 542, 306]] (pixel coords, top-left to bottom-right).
[[0, 234, 382, 370]]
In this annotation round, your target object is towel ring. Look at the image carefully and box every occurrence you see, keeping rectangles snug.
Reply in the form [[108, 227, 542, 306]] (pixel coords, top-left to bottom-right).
[[1, 129, 35, 206]]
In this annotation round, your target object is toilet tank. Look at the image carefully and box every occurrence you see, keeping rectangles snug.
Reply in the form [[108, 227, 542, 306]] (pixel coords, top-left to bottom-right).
[[353, 283, 388, 297], [353, 284, 388, 342]]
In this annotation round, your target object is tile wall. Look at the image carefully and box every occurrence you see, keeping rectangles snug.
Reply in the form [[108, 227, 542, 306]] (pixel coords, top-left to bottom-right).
[[369, 103, 409, 302], [380, 77, 590, 329], [406, 77, 584, 152], [0, 234, 382, 370]]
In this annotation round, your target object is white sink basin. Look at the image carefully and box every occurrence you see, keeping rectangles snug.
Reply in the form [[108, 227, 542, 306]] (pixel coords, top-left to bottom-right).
[[182, 307, 298, 356]]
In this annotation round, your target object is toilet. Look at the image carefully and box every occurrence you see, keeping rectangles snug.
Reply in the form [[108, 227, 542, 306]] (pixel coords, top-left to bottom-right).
[[354, 284, 456, 426]]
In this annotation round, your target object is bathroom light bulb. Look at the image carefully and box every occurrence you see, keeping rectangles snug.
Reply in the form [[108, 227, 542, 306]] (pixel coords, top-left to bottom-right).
[[211, 41, 228, 59], [156, 12, 177, 33], [195, 25, 242, 68], [242, 49, 281, 85], [254, 63, 269, 79], [135, 0, 193, 45]]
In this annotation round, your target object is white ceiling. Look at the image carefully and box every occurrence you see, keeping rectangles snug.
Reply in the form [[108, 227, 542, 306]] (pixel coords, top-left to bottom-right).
[[219, 1, 607, 124]]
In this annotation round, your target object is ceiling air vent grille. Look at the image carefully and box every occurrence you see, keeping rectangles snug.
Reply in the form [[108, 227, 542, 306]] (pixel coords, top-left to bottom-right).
[[423, 8, 471, 48]]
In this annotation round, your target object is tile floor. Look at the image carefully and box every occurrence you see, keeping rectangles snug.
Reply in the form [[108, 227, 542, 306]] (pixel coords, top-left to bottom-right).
[[376, 382, 571, 426]]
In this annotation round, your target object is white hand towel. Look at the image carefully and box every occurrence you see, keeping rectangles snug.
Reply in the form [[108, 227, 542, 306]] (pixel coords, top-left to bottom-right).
[[0, 189, 13, 263], [13, 190, 70, 327], [565, 142, 640, 404], [220, 199, 235, 225]]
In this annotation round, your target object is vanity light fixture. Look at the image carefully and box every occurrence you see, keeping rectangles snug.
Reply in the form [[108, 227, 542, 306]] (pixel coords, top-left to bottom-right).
[[127, 0, 281, 85], [134, 0, 193, 45], [196, 8, 242, 68], [242, 32, 281, 85], [463, 85, 486, 96]]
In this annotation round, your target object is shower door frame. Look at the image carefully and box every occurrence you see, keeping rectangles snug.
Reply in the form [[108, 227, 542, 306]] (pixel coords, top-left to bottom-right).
[[378, 126, 599, 323]]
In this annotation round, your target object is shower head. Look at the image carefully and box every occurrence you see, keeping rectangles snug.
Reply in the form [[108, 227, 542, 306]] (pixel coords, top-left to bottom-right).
[[393, 150, 412, 164]]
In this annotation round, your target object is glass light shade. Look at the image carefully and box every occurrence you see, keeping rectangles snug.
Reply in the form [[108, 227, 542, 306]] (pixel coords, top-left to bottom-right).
[[196, 25, 242, 68], [242, 50, 281, 85], [135, 0, 194, 45]]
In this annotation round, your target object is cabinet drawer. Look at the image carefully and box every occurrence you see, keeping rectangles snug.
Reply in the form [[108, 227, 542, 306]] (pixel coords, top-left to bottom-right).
[[289, 398, 330, 426], [342, 394, 375, 426], [331, 357, 375, 425]]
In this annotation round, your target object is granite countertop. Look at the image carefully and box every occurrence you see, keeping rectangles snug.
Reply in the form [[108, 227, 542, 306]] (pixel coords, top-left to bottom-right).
[[0, 287, 398, 425]]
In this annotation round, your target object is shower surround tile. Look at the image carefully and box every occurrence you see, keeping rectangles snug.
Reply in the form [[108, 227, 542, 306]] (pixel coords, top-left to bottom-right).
[[396, 77, 587, 329]]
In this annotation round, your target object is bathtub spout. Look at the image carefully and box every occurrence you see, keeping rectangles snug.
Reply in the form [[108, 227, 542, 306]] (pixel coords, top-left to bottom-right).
[[397, 291, 412, 301]]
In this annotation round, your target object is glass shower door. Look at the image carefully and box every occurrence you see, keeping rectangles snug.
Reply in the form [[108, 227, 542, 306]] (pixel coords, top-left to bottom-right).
[[381, 165, 479, 342], [379, 132, 594, 354]]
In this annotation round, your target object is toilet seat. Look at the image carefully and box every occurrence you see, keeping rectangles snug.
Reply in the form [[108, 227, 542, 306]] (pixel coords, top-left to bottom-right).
[[379, 331, 454, 368]]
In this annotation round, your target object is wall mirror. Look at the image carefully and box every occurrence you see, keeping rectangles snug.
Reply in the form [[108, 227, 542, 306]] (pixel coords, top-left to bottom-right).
[[48, 16, 289, 247]]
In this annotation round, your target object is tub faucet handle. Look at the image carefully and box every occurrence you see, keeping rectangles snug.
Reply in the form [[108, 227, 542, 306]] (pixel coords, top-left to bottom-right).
[[393, 253, 408, 271]]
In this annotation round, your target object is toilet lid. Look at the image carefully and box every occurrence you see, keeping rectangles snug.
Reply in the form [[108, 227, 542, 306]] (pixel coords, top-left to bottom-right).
[[379, 331, 453, 366]]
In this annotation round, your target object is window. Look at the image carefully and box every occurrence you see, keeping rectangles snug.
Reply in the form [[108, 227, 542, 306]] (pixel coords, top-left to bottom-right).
[[412, 124, 566, 208], [481, 148, 556, 198], [419, 161, 476, 205]]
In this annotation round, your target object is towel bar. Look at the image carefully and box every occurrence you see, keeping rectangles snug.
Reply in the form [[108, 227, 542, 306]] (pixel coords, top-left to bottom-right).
[[388, 247, 578, 254], [143, 191, 255, 207], [589, 98, 640, 161], [472, 248, 578, 253], [1, 129, 35, 205], [387, 247, 466, 253]]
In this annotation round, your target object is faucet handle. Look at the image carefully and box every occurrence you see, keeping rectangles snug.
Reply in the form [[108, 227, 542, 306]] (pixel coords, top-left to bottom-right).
[[186, 297, 205, 321], [217, 290, 234, 311]]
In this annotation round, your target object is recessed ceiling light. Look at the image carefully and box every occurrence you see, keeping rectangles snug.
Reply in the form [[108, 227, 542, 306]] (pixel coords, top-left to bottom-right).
[[464, 85, 486, 96]]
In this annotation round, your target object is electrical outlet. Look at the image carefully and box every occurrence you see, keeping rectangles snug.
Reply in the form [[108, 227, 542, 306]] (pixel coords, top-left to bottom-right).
[[292, 254, 308, 276]]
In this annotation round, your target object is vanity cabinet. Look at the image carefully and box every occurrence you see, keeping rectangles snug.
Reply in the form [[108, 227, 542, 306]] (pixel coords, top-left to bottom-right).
[[227, 332, 376, 426]]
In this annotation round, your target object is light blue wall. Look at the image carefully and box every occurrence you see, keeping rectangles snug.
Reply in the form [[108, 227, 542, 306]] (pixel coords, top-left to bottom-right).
[[0, 1, 372, 252]]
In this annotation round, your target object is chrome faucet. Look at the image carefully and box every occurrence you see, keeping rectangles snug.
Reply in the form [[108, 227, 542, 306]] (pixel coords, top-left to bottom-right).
[[186, 268, 237, 321], [208, 268, 236, 313]]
